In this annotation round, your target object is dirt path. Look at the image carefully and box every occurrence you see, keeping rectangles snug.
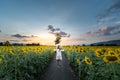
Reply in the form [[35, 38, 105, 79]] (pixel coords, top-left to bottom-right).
[[40, 53, 78, 80]]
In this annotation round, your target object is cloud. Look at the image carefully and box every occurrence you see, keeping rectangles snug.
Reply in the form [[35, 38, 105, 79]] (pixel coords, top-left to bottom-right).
[[107, 0, 120, 13], [97, 17, 117, 24], [48, 25, 60, 32], [98, 0, 120, 18], [9, 39, 32, 43], [9, 40, 19, 42], [72, 38, 86, 42], [11, 34, 38, 38], [11, 34, 27, 38], [115, 21, 120, 24], [86, 24, 120, 36], [97, 0, 120, 24], [59, 31, 71, 37], [22, 39, 31, 42], [28, 35, 38, 38], [48, 25, 70, 37]]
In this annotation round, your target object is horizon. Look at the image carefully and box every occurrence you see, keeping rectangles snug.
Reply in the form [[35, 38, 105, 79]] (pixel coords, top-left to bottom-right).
[[0, 0, 120, 45]]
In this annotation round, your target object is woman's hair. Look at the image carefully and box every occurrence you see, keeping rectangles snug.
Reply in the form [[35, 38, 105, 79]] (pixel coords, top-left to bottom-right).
[[56, 44, 62, 50], [57, 45, 61, 49]]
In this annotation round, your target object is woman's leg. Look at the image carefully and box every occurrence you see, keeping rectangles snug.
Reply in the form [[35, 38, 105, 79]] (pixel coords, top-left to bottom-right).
[[58, 60, 61, 65], [57, 59, 61, 65], [57, 60, 59, 65]]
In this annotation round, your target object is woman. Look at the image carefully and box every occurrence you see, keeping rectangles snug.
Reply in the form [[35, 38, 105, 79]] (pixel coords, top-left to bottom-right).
[[54, 44, 64, 67]]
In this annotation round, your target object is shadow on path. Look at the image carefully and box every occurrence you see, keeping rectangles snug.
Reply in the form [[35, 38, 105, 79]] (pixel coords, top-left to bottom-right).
[[40, 53, 78, 80]]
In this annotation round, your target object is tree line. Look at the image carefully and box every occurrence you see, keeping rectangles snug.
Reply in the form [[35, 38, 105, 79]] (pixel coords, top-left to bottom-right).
[[0, 41, 40, 46]]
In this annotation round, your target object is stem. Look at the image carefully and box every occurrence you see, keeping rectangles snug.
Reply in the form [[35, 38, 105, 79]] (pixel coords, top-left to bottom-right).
[[15, 55, 17, 80], [15, 59, 17, 80], [79, 65, 80, 80], [111, 63, 116, 79]]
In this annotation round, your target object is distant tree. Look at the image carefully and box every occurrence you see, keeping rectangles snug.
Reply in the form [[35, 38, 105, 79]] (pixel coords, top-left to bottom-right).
[[12, 43, 24, 46], [82, 44, 86, 46], [3, 41, 11, 46], [26, 43, 40, 46], [105, 44, 117, 46], [0, 42, 3, 46], [90, 44, 94, 46], [97, 44, 104, 46]]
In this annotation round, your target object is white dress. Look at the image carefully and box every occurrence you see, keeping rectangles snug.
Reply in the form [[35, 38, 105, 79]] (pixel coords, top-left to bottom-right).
[[54, 49, 64, 60]]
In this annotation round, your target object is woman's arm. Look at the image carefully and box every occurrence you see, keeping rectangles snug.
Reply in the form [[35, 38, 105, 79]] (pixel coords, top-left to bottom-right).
[[61, 49, 64, 52]]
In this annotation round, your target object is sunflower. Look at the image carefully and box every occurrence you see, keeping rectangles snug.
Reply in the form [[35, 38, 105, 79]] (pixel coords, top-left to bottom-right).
[[76, 59, 81, 65], [0, 57, 2, 62], [9, 50, 14, 55], [85, 56, 92, 65], [95, 49, 105, 57], [108, 51, 115, 56], [103, 55, 119, 63]]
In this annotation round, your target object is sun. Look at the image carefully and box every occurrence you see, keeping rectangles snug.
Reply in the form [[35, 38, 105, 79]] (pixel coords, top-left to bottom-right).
[[38, 32, 55, 45], [39, 32, 55, 39]]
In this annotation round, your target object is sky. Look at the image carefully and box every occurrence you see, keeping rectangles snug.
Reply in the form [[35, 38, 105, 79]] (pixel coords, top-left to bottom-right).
[[0, 0, 120, 45]]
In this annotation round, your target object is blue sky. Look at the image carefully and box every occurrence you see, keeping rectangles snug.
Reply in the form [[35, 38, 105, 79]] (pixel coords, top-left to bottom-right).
[[0, 0, 120, 45]]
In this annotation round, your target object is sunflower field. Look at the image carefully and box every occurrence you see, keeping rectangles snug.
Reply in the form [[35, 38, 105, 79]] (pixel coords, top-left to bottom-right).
[[0, 45, 120, 80], [0, 46, 54, 80], [64, 46, 120, 80]]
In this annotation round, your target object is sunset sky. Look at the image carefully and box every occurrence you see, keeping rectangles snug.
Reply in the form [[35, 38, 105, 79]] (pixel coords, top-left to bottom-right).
[[0, 0, 120, 45]]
